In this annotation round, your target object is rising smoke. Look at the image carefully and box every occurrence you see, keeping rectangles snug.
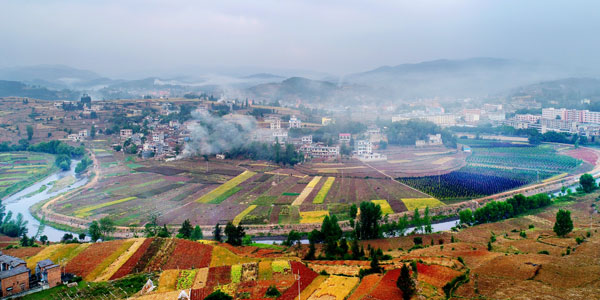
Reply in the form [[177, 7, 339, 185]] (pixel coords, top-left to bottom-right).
[[181, 109, 257, 158]]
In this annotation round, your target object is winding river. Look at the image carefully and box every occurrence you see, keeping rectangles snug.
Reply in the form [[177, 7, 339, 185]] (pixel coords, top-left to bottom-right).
[[3, 160, 88, 242]]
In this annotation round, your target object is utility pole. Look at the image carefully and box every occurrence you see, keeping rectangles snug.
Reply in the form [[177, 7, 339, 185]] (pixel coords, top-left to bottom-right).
[[296, 269, 301, 300]]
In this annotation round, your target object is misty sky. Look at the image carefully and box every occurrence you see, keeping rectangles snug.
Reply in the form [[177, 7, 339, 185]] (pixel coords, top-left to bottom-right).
[[1, 0, 599, 78]]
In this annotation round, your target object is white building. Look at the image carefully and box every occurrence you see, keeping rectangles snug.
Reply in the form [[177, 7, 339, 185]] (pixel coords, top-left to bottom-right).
[[78, 130, 88, 137], [416, 134, 443, 147], [288, 115, 302, 128], [267, 117, 281, 130], [300, 144, 339, 158], [354, 140, 372, 155], [301, 135, 313, 144], [120, 129, 133, 140], [339, 133, 351, 143]]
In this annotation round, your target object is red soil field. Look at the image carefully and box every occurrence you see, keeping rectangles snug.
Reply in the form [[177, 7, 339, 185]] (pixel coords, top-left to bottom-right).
[[3, 247, 43, 259], [417, 263, 462, 288], [207, 266, 231, 286], [279, 261, 319, 300], [163, 239, 212, 269], [65, 240, 125, 278], [347, 274, 382, 300], [565, 148, 598, 165], [110, 238, 154, 280], [365, 268, 403, 300]]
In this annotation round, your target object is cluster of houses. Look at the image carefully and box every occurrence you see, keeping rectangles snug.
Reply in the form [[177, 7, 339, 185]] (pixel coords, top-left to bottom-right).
[[503, 107, 600, 137], [0, 252, 61, 297], [118, 117, 187, 159]]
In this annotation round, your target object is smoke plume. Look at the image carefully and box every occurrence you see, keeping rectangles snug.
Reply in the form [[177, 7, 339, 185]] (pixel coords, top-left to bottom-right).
[[182, 109, 256, 157]]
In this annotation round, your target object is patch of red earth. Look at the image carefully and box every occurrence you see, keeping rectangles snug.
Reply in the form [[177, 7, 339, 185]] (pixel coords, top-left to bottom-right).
[[163, 239, 212, 269], [279, 261, 319, 300], [110, 238, 154, 280], [564, 148, 598, 165], [365, 268, 403, 300], [3, 247, 43, 259], [65, 240, 125, 278], [206, 266, 231, 287], [417, 263, 462, 288], [347, 273, 382, 300]]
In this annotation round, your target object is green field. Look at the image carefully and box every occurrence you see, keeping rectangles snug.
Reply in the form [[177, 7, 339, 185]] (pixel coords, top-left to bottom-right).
[[0, 152, 55, 199]]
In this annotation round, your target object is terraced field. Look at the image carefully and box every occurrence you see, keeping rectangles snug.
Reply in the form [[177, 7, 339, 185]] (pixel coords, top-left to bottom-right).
[[0, 152, 54, 199]]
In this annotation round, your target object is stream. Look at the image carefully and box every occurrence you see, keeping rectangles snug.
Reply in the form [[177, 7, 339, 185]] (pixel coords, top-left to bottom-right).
[[3, 160, 88, 242]]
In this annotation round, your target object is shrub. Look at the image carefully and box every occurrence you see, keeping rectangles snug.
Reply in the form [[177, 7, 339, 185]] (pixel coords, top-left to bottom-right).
[[413, 237, 423, 245], [576, 237, 584, 244], [457, 257, 464, 264], [265, 285, 281, 298], [529, 224, 535, 229], [538, 250, 550, 255], [519, 231, 527, 238]]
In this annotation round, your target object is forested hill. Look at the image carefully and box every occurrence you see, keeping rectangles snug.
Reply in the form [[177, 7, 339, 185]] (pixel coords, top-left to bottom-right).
[[0, 80, 79, 100]]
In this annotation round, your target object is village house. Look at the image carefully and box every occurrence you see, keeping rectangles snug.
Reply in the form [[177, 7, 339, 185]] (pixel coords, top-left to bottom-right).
[[120, 129, 133, 140], [300, 143, 339, 158], [0, 252, 30, 297], [339, 133, 351, 143], [416, 134, 443, 147], [288, 115, 302, 128], [35, 259, 61, 288]]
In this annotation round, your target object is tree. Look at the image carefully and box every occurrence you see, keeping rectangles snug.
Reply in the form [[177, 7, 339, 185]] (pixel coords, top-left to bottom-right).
[[191, 225, 204, 240], [349, 204, 358, 219], [90, 125, 96, 139], [283, 230, 302, 247], [423, 206, 432, 234], [157, 225, 171, 237], [89, 221, 102, 242], [204, 290, 233, 300], [178, 219, 193, 239], [213, 224, 222, 242], [99, 217, 116, 239], [357, 202, 382, 240], [397, 264, 416, 300], [26, 125, 33, 140], [265, 285, 281, 298], [369, 249, 382, 273], [144, 213, 160, 237], [78, 233, 86, 240], [40, 235, 48, 245], [412, 208, 422, 233], [224, 222, 245, 246], [459, 209, 474, 225], [579, 173, 596, 193], [554, 209, 573, 237]]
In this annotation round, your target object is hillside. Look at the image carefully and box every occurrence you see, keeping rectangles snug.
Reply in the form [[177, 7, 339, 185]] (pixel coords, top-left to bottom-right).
[[0, 80, 79, 100], [9, 188, 600, 299], [345, 57, 571, 98], [510, 77, 600, 109]]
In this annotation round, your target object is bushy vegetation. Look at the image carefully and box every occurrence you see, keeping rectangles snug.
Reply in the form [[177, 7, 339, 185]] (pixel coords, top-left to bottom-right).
[[553, 209, 573, 237], [227, 142, 304, 166], [459, 193, 551, 225], [385, 119, 457, 148]]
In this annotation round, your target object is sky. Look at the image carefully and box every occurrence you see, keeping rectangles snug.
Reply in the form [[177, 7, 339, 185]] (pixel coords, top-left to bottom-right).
[[1, 0, 599, 78]]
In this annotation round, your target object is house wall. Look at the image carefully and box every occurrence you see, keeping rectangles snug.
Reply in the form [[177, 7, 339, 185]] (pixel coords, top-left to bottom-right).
[[1, 272, 29, 296], [46, 267, 61, 288]]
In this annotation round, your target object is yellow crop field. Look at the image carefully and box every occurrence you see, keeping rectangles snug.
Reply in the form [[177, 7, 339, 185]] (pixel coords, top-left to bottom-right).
[[313, 177, 335, 204], [307, 275, 359, 300], [94, 238, 146, 282], [232, 205, 257, 226], [292, 176, 322, 206], [401, 197, 444, 211], [371, 200, 394, 215], [157, 269, 180, 292], [75, 196, 137, 217], [271, 260, 290, 273], [300, 211, 329, 224], [296, 275, 327, 300], [258, 261, 272, 280], [196, 170, 256, 203], [210, 246, 254, 267], [192, 267, 209, 289], [86, 240, 135, 281], [27, 243, 90, 272]]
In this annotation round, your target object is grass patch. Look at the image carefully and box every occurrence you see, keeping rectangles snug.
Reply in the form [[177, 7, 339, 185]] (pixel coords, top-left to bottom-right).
[[210, 186, 241, 204], [74, 196, 138, 217], [197, 171, 256, 203], [313, 176, 335, 204], [282, 192, 300, 196], [253, 195, 278, 205]]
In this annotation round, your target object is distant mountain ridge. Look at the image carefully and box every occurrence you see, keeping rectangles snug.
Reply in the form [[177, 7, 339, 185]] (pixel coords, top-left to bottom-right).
[[0, 80, 79, 100]]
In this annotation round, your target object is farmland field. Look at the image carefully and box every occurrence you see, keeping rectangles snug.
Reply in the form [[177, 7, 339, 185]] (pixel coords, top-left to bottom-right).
[[44, 140, 598, 228], [0, 152, 55, 199], [398, 140, 590, 202]]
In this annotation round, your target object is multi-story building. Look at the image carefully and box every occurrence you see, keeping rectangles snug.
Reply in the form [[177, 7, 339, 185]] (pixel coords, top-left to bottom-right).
[[288, 115, 302, 128], [515, 114, 541, 123], [267, 117, 281, 130], [354, 140, 372, 155], [301, 135, 313, 144], [300, 144, 339, 158], [339, 133, 351, 143], [120, 129, 133, 140]]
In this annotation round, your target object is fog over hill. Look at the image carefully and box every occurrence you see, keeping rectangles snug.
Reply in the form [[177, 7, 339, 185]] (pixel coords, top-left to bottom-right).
[[0, 58, 597, 104]]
